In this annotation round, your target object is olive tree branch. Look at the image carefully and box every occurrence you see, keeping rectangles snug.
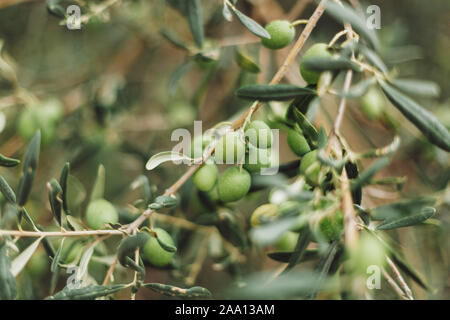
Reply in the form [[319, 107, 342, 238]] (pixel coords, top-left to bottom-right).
[[124, 0, 327, 234], [382, 268, 409, 300], [386, 256, 414, 300]]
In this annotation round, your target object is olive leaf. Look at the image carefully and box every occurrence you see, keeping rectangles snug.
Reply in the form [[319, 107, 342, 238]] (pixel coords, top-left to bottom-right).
[[292, 108, 319, 144], [59, 162, 70, 214], [16, 131, 41, 206], [390, 78, 441, 98], [360, 136, 401, 158], [282, 227, 311, 274], [186, 0, 204, 48], [20, 207, 38, 230], [222, 2, 233, 21], [75, 244, 95, 283], [131, 175, 152, 206], [286, 92, 317, 123], [0, 175, 16, 203], [117, 233, 149, 268], [236, 84, 316, 101], [300, 56, 361, 73], [10, 237, 43, 277], [227, 4, 270, 39], [341, 77, 376, 98], [51, 238, 65, 273], [47, 179, 63, 226], [90, 164, 105, 202], [45, 284, 128, 300], [350, 156, 390, 191], [0, 153, 20, 167], [168, 60, 193, 95], [376, 207, 435, 230], [159, 28, 189, 50], [156, 236, 177, 253], [143, 283, 212, 298], [325, 1, 379, 50], [66, 216, 86, 231], [0, 244, 17, 300], [267, 248, 318, 263], [371, 197, 435, 222], [153, 195, 178, 208], [379, 80, 450, 151], [359, 45, 388, 74], [145, 151, 193, 171], [235, 49, 260, 73], [66, 174, 86, 214]]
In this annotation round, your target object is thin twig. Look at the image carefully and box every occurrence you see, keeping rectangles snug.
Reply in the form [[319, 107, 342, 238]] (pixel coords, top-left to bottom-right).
[[382, 268, 409, 300], [102, 255, 119, 286], [386, 256, 414, 300], [0, 229, 124, 237]]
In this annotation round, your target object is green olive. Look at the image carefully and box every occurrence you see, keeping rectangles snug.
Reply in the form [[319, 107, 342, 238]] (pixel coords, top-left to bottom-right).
[[316, 210, 343, 242], [26, 249, 49, 277], [17, 107, 57, 145], [85, 199, 119, 230], [261, 20, 295, 50], [60, 240, 84, 264], [218, 167, 251, 203], [190, 135, 212, 158], [245, 120, 273, 148], [299, 150, 321, 186], [350, 233, 386, 274], [243, 146, 273, 173], [215, 132, 245, 164], [193, 163, 218, 192], [299, 43, 333, 84], [142, 228, 176, 267], [274, 231, 299, 251], [250, 203, 278, 227], [287, 129, 311, 156], [360, 87, 385, 120]]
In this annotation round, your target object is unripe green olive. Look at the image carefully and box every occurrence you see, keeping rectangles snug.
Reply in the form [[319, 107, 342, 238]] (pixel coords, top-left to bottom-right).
[[360, 87, 385, 120], [274, 231, 299, 251], [244, 146, 273, 173], [245, 120, 273, 148], [206, 185, 220, 203], [17, 106, 58, 145], [218, 167, 251, 203], [215, 132, 245, 164], [61, 240, 84, 264], [261, 20, 295, 50], [315, 210, 343, 242], [190, 135, 212, 158], [299, 43, 333, 84], [287, 129, 311, 156], [350, 233, 386, 274], [142, 228, 175, 267], [250, 203, 278, 227], [193, 163, 218, 192], [85, 199, 119, 230], [299, 150, 321, 186], [26, 249, 49, 277]]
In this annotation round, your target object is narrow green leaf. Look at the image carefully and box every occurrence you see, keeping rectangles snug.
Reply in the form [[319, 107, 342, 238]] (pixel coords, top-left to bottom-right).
[[10, 237, 43, 277], [371, 197, 435, 221], [0, 244, 17, 300], [282, 227, 311, 274], [145, 151, 193, 171], [159, 28, 189, 50], [154, 195, 178, 208], [341, 77, 376, 98], [292, 108, 319, 144], [250, 217, 299, 246], [379, 80, 450, 151], [143, 283, 212, 298], [20, 207, 38, 230], [117, 233, 149, 267], [301, 56, 360, 73], [186, 0, 204, 48], [267, 249, 318, 263], [235, 49, 260, 73], [156, 236, 177, 253], [168, 60, 193, 95], [48, 179, 63, 226], [229, 6, 270, 39], [16, 171, 35, 207], [0, 175, 16, 203], [325, 1, 379, 50], [90, 164, 105, 202], [59, 162, 70, 214], [75, 245, 94, 282], [359, 45, 388, 74], [390, 79, 441, 98], [0, 153, 20, 167], [51, 238, 65, 273], [45, 284, 128, 300], [22, 131, 41, 173], [236, 84, 316, 101], [376, 207, 435, 230], [351, 157, 390, 191], [222, 3, 233, 21]]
